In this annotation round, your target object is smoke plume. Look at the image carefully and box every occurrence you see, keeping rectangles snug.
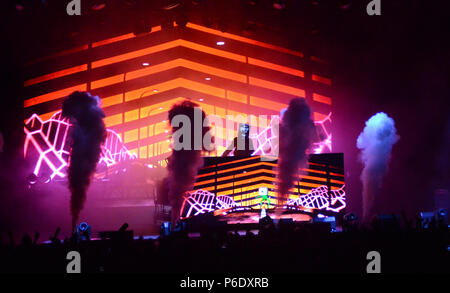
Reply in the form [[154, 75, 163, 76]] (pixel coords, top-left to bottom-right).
[[277, 98, 315, 206], [357, 112, 399, 222], [166, 100, 213, 225], [62, 91, 106, 231]]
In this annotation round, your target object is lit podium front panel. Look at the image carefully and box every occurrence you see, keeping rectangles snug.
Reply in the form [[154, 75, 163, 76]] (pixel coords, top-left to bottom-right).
[[180, 154, 345, 219]]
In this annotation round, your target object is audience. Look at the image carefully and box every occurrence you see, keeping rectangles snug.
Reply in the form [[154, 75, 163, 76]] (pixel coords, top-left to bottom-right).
[[0, 213, 448, 273]]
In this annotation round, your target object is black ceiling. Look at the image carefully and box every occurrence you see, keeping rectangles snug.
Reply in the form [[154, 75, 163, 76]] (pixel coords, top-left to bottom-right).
[[6, 0, 443, 66]]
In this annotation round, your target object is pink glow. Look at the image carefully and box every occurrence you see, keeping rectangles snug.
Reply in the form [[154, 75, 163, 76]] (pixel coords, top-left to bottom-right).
[[180, 190, 239, 218], [286, 185, 346, 213], [24, 111, 136, 180], [251, 112, 333, 156]]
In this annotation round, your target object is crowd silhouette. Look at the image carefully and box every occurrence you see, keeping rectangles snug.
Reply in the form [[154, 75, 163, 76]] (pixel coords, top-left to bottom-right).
[[1, 212, 448, 273]]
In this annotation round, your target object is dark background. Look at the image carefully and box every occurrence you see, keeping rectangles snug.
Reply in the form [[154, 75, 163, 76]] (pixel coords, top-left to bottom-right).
[[1, 0, 449, 233]]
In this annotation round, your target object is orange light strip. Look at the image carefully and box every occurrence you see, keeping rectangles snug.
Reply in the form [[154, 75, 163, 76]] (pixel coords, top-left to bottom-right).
[[104, 96, 186, 128], [217, 156, 265, 167], [179, 78, 226, 98], [312, 74, 332, 85], [32, 45, 309, 98], [90, 38, 306, 81], [195, 167, 328, 186], [233, 169, 275, 179], [217, 162, 277, 174], [218, 176, 274, 189], [303, 168, 327, 175], [200, 174, 328, 188], [179, 59, 247, 83], [297, 181, 323, 189], [124, 80, 180, 102], [213, 169, 275, 183], [26, 74, 308, 121], [92, 27, 163, 49], [124, 58, 247, 83], [24, 64, 88, 87], [124, 60, 179, 81], [186, 22, 304, 58], [122, 97, 185, 124], [330, 172, 344, 177], [217, 176, 276, 190], [310, 56, 328, 64], [250, 96, 288, 112], [194, 179, 216, 186], [101, 94, 123, 108], [28, 93, 124, 118], [248, 57, 304, 78], [104, 113, 123, 127], [91, 74, 124, 89], [25, 44, 89, 66], [92, 33, 136, 48], [216, 185, 316, 197], [91, 40, 180, 68], [122, 78, 227, 103], [91, 62, 303, 105], [249, 77, 306, 97], [24, 84, 87, 108], [179, 39, 246, 63], [91, 39, 247, 69], [196, 171, 217, 178], [299, 175, 327, 183], [308, 162, 327, 167], [32, 90, 324, 151], [330, 179, 345, 185], [227, 90, 247, 103], [217, 184, 320, 198], [95, 93, 255, 137], [312, 93, 332, 105]]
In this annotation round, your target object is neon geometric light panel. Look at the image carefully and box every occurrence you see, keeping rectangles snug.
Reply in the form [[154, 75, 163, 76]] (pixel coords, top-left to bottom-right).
[[286, 185, 346, 213], [24, 111, 136, 180], [24, 110, 332, 181], [180, 190, 239, 218]]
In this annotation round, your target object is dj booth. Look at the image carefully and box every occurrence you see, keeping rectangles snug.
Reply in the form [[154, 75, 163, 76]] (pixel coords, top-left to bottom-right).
[[180, 154, 346, 223]]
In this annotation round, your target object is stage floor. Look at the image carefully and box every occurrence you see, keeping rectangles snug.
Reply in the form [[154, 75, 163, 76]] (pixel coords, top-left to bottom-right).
[[218, 211, 312, 224]]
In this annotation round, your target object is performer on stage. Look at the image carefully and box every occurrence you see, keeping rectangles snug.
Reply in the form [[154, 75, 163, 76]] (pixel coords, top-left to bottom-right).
[[257, 193, 271, 209], [222, 123, 254, 157]]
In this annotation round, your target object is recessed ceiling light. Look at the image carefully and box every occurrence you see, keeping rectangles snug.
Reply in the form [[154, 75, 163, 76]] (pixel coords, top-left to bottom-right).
[[205, 77, 211, 81], [199, 98, 204, 102], [159, 107, 163, 110], [142, 62, 150, 66], [216, 41, 225, 46], [153, 89, 158, 92]]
